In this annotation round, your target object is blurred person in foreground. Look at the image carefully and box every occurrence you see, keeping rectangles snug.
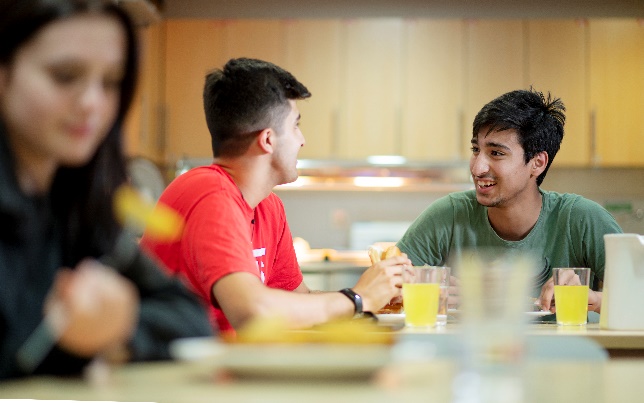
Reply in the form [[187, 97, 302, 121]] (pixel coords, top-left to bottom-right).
[[141, 58, 408, 335], [0, 0, 212, 380], [397, 88, 622, 315]]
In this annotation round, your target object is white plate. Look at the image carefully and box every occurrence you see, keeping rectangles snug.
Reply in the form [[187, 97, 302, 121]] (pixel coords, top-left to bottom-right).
[[376, 310, 552, 324], [170, 337, 390, 379], [218, 344, 390, 379], [525, 310, 554, 317], [170, 337, 225, 361], [375, 313, 405, 325]]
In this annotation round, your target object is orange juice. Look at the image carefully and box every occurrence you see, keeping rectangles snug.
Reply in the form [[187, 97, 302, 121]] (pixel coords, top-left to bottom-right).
[[554, 285, 589, 325], [402, 283, 440, 327]]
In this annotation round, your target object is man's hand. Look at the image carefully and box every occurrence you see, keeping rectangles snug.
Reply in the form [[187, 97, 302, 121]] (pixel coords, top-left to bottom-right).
[[352, 255, 409, 312], [448, 275, 461, 308]]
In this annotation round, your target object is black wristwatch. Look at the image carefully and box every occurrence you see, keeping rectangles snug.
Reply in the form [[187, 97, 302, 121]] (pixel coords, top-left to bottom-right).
[[339, 288, 363, 315]]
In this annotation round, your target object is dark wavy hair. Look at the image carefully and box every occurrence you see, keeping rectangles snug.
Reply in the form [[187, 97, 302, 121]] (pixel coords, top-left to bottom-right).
[[0, 0, 139, 264], [472, 88, 566, 186], [203, 58, 311, 158]]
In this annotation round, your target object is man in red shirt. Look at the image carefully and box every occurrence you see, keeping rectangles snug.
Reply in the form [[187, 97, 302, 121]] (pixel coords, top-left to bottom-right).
[[141, 58, 408, 334]]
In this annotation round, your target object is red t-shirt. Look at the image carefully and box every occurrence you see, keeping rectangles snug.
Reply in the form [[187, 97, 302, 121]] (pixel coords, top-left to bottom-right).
[[140, 164, 303, 333]]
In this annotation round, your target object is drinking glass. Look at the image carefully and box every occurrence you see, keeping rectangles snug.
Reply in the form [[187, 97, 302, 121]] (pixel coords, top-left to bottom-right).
[[553, 267, 590, 326], [402, 265, 445, 328]]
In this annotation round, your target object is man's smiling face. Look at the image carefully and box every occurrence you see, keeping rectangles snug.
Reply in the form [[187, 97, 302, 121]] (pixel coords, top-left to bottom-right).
[[469, 128, 536, 208]]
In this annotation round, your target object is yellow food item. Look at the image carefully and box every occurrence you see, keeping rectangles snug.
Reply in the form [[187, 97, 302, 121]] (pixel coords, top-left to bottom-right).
[[368, 245, 402, 264], [113, 185, 184, 242], [384, 245, 401, 259], [232, 316, 393, 345]]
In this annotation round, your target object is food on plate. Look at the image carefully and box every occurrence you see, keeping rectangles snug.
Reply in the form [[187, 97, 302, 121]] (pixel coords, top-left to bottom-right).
[[368, 245, 404, 314], [231, 315, 393, 345]]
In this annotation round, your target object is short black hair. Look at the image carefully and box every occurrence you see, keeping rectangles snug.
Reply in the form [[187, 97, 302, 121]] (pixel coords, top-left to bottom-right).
[[472, 88, 566, 186], [203, 58, 311, 158]]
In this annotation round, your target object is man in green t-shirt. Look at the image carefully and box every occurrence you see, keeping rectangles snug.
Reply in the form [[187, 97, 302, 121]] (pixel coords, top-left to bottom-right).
[[397, 88, 622, 315]]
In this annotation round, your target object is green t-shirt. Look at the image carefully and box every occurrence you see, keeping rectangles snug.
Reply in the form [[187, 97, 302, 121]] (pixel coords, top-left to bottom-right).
[[397, 189, 622, 296]]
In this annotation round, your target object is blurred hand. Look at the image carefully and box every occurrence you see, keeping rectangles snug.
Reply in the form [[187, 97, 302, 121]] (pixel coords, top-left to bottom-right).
[[45, 259, 139, 358], [353, 255, 409, 312], [588, 290, 602, 313], [539, 277, 556, 312], [448, 275, 461, 308]]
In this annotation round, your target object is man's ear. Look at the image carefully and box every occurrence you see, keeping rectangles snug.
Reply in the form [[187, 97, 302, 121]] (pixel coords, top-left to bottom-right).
[[532, 151, 548, 176], [257, 128, 274, 154]]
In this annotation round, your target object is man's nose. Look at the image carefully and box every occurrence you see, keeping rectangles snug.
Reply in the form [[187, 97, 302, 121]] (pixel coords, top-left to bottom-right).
[[470, 154, 489, 177]]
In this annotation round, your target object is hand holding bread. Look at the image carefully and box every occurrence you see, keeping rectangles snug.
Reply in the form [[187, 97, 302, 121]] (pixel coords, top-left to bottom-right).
[[368, 245, 405, 314], [351, 244, 408, 314]]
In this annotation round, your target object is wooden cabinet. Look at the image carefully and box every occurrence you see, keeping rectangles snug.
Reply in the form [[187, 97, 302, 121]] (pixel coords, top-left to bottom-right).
[[163, 20, 226, 162], [338, 19, 404, 159], [218, 20, 285, 66], [527, 20, 589, 167], [163, 20, 286, 163], [464, 20, 526, 156], [283, 20, 342, 159], [401, 19, 464, 162], [589, 19, 644, 167], [130, 18, 642, 168], [124, 23, 164, 163]]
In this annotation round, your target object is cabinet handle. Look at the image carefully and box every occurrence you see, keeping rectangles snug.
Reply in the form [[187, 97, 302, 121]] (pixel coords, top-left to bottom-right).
[[158, 103, 167, 159], [396, 106, 403, 155], [458, 108, 466, 160], [590, 109, 598, 166], [331, 108, 340, 158]]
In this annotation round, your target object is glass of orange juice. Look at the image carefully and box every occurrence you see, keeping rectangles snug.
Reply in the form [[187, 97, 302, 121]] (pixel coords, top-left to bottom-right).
[[553, 268, 591, 326], [402, 265, 446, 328]]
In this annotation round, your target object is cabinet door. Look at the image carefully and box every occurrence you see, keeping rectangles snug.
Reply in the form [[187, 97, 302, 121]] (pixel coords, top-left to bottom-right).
[[124, 23, 164, 163], [590, 19, 644, 167], [402, 19, 464, 162], [527, 20, 589, 167], [465, 20, 525, 155], [164, 20, 226, 162], [339, 19, 404, 159], [283, 20, 342, 159], [219, 20, 285, 66]]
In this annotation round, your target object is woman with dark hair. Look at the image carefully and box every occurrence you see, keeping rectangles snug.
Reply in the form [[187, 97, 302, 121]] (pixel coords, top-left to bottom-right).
[[0, 0, 212, 380]]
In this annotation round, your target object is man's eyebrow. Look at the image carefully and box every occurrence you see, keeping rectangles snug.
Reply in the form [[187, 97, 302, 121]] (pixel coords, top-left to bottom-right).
[[483, 141, 511, 151]]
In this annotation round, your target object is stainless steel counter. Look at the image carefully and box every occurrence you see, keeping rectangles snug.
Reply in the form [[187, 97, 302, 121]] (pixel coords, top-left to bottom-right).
[[300, 261, 368, 291]]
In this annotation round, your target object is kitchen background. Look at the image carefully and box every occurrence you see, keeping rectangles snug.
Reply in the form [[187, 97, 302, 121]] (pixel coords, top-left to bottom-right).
[[121, 1, 643, 255]]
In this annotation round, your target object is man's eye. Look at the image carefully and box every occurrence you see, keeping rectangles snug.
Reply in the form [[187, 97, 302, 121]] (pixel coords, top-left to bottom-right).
[[470, 146, 479, 153], [103, 77, 122, 90], [51, 70, 77, 84]]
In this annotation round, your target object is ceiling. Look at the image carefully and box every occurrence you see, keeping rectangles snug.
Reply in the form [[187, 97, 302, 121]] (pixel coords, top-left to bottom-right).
[[162, 0, 643, 19]]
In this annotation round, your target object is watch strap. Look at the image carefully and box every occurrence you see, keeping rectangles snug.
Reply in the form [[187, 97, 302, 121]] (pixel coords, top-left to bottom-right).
[[339, 288, 363, 315]]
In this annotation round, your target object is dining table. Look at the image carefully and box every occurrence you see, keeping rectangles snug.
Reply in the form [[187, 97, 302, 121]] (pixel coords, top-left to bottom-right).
[[2, 319, 644, 403], [393, 321, 644, 358]]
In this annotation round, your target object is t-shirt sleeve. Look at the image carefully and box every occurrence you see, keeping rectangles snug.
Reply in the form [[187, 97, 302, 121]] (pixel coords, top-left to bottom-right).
[[397, 195, 456, 267], [182, 191, 258, 305], [263, 194, 303, 291], [569, 197, 623, 281]]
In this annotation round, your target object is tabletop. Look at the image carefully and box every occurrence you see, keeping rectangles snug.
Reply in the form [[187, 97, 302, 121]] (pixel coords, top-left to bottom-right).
[[1, 356, 644, 403], [3, 320, 644, 402], [389, 321, 644, 358]]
